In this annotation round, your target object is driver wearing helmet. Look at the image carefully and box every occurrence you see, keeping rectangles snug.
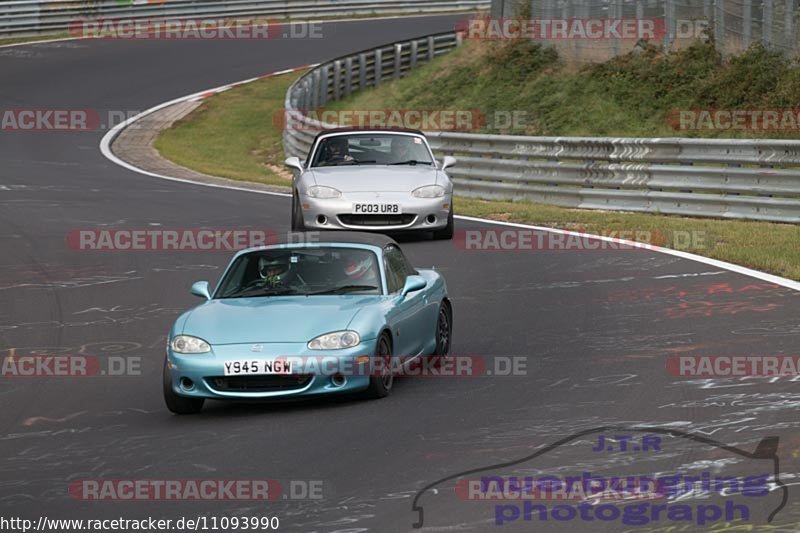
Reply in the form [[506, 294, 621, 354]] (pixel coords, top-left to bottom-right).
[[322, 137, 354, 165], [342, 254, 379, 287], [257, 254, 299, 289], [391, 137, 413, 163]]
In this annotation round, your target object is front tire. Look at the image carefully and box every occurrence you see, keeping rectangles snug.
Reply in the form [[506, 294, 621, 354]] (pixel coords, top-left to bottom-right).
[[363, 334, 394, 399], [434, 301, 452, 357], [433, 209, 454, 240], [163, 358, 204, 414], [291, 193, 305, 232]]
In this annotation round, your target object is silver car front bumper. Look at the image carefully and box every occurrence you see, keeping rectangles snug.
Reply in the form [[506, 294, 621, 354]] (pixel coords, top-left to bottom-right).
[[299, 192, 452, 232]]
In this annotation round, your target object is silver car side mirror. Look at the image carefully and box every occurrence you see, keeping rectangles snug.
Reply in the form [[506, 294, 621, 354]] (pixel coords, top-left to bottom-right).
[[284, 157, 304, 172], [442, 156, 457, 170]]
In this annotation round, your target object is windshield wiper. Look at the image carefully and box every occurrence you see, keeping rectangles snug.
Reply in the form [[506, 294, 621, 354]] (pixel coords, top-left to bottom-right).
[[324, 159, 377, 166], [390, 160, 431, 166], [307, 285, 378, 295], [223, 287, 298, 299]]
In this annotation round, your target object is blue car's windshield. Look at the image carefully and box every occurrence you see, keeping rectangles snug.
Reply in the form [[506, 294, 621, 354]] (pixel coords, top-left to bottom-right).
[[215, 247, 382, 298], [310, 134, 434, 168]]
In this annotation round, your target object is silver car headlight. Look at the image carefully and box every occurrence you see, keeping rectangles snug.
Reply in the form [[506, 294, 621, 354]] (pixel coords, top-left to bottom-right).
[[171, 335, 211, 354], [308, 331, 360, 350], [412, 185, 446, 198], [307, 185, 342, 199]]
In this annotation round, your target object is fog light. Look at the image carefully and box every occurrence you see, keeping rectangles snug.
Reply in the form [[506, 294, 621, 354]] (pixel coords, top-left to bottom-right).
[[331, 374, 346, 387], [180, 377, 195, 390], [426, 215, 437, 224], [317, 215, 328, 225]]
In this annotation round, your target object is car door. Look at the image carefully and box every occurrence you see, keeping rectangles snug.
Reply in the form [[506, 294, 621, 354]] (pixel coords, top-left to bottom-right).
[[383, 245, 427, 360]]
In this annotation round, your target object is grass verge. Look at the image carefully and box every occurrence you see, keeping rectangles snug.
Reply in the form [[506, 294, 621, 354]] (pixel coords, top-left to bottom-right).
[[155, 71, 305, 187], [0, 33, 72, 46]]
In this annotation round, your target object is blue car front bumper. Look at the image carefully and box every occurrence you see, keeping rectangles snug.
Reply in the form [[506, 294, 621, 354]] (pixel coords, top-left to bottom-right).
[[166, 341, 377, 400]]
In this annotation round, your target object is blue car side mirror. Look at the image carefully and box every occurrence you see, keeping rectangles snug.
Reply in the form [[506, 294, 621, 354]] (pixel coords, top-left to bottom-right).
[[400, 275, 427, 298], [190, 281, 211, 300]]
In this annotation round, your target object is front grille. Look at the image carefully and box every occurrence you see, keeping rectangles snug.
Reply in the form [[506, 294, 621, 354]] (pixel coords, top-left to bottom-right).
[[208, 375, 312, 393], [338, 214, 415, 227]]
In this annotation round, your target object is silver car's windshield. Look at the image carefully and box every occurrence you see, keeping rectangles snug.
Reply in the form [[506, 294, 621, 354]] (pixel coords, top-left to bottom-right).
[[310, 134, 434, 168], [215, 247, 382, 298]]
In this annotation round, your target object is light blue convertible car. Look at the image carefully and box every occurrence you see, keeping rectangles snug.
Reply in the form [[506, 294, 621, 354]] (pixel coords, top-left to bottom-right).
[[163, 232, 452, 414]]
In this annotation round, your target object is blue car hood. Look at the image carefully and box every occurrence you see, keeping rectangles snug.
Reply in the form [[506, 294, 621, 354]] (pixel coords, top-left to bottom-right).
[[181, 295, 380, 345]]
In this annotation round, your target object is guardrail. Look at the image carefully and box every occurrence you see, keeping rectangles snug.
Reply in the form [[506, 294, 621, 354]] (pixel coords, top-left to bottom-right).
[[0, 0, 489, 37], [283, 31, 464, 159], [283, 33, 800, 223]]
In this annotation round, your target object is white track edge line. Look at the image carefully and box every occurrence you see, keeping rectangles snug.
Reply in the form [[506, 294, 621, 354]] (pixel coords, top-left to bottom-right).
[[456, 215, 800, 291], [99, 66, 313, 198], [99, 70, 800, 293]]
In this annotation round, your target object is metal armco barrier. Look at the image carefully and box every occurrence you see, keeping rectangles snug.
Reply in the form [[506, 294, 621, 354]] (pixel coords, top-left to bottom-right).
[[282, 31, 465, 158], [0, 0, 489, 37], [283, 33, 800, 223]]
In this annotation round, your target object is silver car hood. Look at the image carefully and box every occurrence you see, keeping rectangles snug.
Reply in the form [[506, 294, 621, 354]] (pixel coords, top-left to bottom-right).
[[308, 166, 444, 193]]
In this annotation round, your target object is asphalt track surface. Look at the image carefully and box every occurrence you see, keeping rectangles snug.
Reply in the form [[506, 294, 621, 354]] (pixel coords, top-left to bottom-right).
[[1, 14, 799, 533]]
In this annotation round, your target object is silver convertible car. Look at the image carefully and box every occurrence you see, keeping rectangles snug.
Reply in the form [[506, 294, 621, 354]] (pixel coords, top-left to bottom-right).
[[284, 128, 456, 239]]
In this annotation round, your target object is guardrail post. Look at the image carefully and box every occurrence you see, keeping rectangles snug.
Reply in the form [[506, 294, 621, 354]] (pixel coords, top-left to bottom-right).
[[664, 0, 676, 49], [427, 36, 436, 61], [410, 40, 418, 69], [714, 0, 726, 54], [762, 0, 773, 47], [784, 0, 794, 51], [319, 65, 329, 107], [611, 0, 622, 56], [333, 59, 342, 101], [344, 57, 353, 96], [743, 0, 752, 48], [311, 70, 321, 109], [394, 43, 403, 79], [358, 53, 367, 90], [374, 49, 383, 86], [301, 80, 311, 111]]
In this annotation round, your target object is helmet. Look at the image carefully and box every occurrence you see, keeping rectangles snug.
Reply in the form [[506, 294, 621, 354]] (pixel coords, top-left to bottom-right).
[[327, 137, 349, 154], [258, 255, 291, 286], [391, 136, 412, 149], [344, 255, 375, 282]]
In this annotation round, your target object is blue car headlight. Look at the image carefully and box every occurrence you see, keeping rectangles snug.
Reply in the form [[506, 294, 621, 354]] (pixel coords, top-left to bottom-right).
[[308, 331, 360, 350], [171, 335, 211, 354]]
